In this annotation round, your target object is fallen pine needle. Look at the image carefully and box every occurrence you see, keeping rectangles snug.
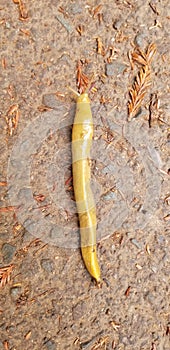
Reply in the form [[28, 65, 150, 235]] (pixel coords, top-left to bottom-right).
[[6, 104, 20, 136], [131, 43, 157, 67], [0, 265, 14, 288], [13, 0, 28, 21], [0, 181, 7, 186], [3, 340, 9, 350], [76, 60, 89, 94], [96, 37, 105, 56], [0, 206, 16, 212]]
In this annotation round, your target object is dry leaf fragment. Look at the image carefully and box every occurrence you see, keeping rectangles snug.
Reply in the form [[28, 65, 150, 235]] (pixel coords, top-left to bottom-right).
[[164, 195, 170, 206], [0, 206, 16, 212], [2, 57, 7, 69], [7, 84, 16, 99], [37, 105, 53, 112], [33, 193, 46, 202], [92, 4, 103, 18], [89, 4, 103, 23], [135, 263, 142, 270], [146, 43, 157, 64], [91, 336, 109, 350], [76, 60, 89, 94], [0, 19, 5, 25], [13, 222, 22, 236], [25, 330, 32, 340], [0, 265, 14, 288], [128, 50, 135, 70], [110, 320, 120, 331], [131, 50, 147, 66], [107, 46, 118, 63], [58, 6, 69, 18], [3, 340, 9, 350], [163, 214, 170, 221], [148, 92, 160, 127], [73, 337, 80, 345], [166, 325, 170, 335], [151, 342, 157, 350], [149, 2, 160, 15], [149, 19, 162, 30], [125, 286, 131, 297], [96, 37, 105, 55], [76, 24, 84, 36], [19, 28, 31, 36], [146, 244, 151, 255], [0, 181, 7, 186], [6, 104, 20, 135]]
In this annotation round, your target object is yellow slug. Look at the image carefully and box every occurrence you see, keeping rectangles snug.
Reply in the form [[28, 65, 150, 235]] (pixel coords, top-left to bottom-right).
[[72, 93, 100, 282]]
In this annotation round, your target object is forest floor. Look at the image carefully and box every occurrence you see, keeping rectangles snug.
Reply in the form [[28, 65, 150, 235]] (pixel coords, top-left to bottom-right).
[[0, 1, 170, 350]]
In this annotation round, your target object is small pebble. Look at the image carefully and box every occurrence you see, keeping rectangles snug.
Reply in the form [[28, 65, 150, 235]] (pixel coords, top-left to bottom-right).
[[157, 235, 165, 244], [147, 146, 162, 168], [113, 18, 123, 30], [162, 252, 169, 263], [130, 238, 142, 249], [1, 243, 16, 264], [55, 14, 73, 33], [105, 61, 127, 77], [5, 22, 11, 29], [136, 263, 142, 270], [145, 292, 155, 305], [72, 301, 86, 321], [69, 4, 82, 15], [134, 33, 147, 47], [10, 286, 22, 300], [42, 94, 59, 109], [151, 265, 157, 273], [40, 259, 54, 273], [102, 164, 115, 174], [44, 339, 56, 350], [103, 191, 117, 201], [0, 340, 4, 348]]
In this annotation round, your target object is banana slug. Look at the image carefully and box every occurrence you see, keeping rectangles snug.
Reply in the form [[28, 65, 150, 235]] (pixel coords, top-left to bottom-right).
[[72, 92, 100, 282]]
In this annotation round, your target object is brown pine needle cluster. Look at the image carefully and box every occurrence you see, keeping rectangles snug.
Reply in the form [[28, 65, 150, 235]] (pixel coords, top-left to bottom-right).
[[76, 60, 89, 94], [129, 65, 151, 119], [128, 43, 156, 120], [0, 265, 14, 288], [131, 43, 157, 67]]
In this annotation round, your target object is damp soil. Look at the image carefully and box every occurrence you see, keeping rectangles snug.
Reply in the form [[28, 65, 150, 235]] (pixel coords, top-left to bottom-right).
[[0, 1, 170, 350]]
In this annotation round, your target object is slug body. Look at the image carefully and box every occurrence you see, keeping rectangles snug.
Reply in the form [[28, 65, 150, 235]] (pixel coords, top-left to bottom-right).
[[72, 93, 100, 282]]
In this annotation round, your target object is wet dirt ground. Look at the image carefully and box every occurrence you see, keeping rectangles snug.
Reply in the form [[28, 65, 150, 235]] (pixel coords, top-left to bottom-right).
[[0, 1, 170, 349]]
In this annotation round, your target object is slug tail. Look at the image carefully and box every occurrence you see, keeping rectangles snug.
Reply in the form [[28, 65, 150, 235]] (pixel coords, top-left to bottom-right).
[[81, 245, 101, 283]]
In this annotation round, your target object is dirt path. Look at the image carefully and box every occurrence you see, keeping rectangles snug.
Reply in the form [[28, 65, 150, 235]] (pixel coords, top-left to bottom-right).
[[0, 1, 169, 349]]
